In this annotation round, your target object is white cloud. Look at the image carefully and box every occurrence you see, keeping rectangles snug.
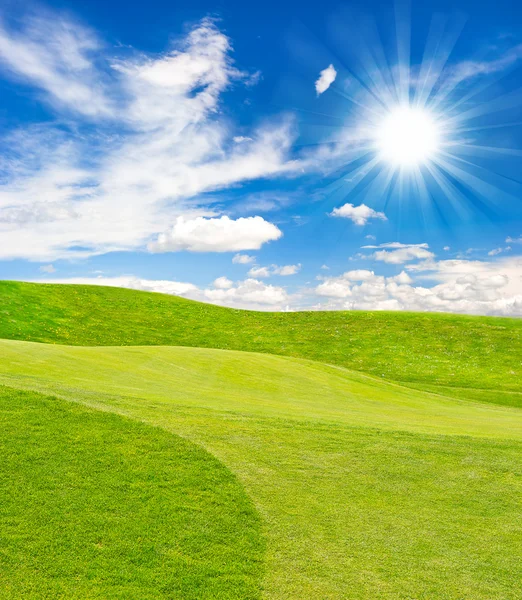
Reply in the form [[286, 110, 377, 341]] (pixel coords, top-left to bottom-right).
[[148, 215, 282, 253], [39, 264, 56, 273], [0, 16, 298, 261], [232, 253, 256, 264], [0, 14, 112, 118], [330, 203, 387, 226], [506, 235, 522, 244], [315, 64, 337, 95], [365, 234, 376, 240], [448, 44, 522, 86], [273, 264, 301, 276], [213, 276, 233, 289], [488, 247, 503, 256], [320, 264, 330, 270], [363, 242, 434, 264], [313, 257, 522, 316], [248, 265, 271, 278], [233, 136, 252, 143], [248, 263, 301, 278], [443, 246, 450, 251]]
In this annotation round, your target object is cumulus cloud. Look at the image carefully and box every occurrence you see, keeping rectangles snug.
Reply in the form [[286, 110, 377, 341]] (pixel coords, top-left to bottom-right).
[[205, 278, 289, 309], [148, 215, 282, 253], [313, 257, 522, 316], [315, 64, 337, 95], [330, 203, 387, 226], [213, 276, 233, 289], [232, 253, 256, 264], [0, 15, 297, 261]]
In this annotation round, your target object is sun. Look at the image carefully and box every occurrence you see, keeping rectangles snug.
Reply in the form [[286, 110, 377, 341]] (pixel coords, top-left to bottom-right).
[[375, 106, 441, 168]]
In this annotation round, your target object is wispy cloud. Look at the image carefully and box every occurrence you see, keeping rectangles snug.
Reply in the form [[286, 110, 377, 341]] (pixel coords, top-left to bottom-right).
[[0, 13, 299, 261], [0, 14, 112, 117], [361, 242, 434, 264]]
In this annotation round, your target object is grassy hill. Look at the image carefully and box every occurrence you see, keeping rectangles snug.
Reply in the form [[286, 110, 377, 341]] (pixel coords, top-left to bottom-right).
[[1, 281, 521, 406], [1, 281, 522, 598]]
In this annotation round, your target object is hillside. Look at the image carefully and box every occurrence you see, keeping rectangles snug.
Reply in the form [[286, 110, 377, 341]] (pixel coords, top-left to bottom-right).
[[1, 281, 522, 598], [1, 281, 521, 406]]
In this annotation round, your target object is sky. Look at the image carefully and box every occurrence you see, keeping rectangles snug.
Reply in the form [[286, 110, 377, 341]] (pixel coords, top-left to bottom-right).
[[0, 0, 521, 315]]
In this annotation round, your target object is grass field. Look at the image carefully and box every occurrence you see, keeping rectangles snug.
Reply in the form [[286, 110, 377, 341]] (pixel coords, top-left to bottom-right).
[[1, 281, 521, 598], [1, 281, 521, 405]]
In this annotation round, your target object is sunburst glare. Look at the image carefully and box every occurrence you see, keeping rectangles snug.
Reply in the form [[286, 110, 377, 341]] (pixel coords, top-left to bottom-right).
[[298, 7, 522, 229], [375, 105, 441, 167]]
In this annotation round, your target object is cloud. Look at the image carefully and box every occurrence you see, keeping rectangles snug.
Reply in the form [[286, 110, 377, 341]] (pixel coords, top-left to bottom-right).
[[363, 242, 434, 264], [247, 263, 301, 278], [488, 247, 504, 256], [148, 215, 282, 253], [39, 264, 56, 273], [315, 64, 337, 95], [232, 253, 256, 264], [312, 257, 522, 316], [448, 44, 522, 87], [248, 265, 271, 278], [506, 235, 522, 244], [0, 15, 298, 261], [273, 264, 301, 276], [37, 275, 290, 311], [213, 276, 233, 289], [330, 203, 387, 226], [0, 14, 112, 118]]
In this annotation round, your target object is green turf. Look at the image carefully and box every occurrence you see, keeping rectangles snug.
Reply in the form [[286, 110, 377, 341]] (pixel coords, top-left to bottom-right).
[[1, 340, 521, 439], [1, 281, 521, 406], [1, 340, 522, 598], [0, 386, 264, 600]]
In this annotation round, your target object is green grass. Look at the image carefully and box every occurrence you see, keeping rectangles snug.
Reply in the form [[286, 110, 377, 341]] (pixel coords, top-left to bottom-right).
[[1, 340, 521, 439], [1, 281, 522, 598], [1, 281, 521, 405], [0, 386, 263, 600], [1, 339, 522, 598]]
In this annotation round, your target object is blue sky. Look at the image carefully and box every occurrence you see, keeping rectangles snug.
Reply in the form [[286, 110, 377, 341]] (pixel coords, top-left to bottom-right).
[[0, 0, 521, 314]]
